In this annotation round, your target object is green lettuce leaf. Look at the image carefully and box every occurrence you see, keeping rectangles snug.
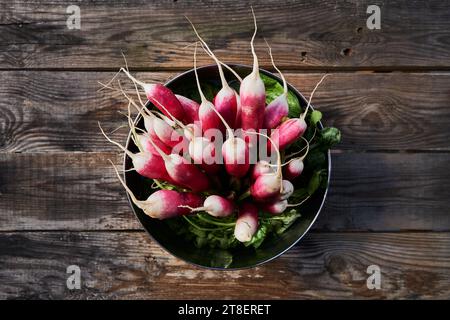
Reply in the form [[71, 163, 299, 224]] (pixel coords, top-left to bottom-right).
[[261, 73, 301, 118]]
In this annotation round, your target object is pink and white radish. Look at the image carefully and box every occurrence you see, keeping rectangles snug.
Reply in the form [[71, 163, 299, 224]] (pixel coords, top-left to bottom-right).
[[269, 74, 328, 153], [183, 123, 202, 141], [119, 68, 186, 123], [143, 126, 211, 192], [234, 93, 242, 129], [179, 195, 234, 218], [128, 96, 184, 149], [282, 137, 309, 180], [234, 202, 259, 242], [176, 94, 200, 124], [263, 42, 289, 129], [240, 8, 266, 131], [265, 191, 313, 216], [188, 18, 238, 129], [99, 123, 174, 183], [193, 43, 250, 178], [189, 136, 221, 174], [193, 44, 224, 133], [251, 160, 274, 180], [248, 131, 283, 201], [284, 158, 304, 180], [136, 133, 164, 156], [110, 161, 203, 219], [279, 179, 294, 200], [121, 89, 175, 154], [123, 102, 165, 157], [199, 43, 243, 127], [261, 200, 287, 215], [221, 130, 250, 178]]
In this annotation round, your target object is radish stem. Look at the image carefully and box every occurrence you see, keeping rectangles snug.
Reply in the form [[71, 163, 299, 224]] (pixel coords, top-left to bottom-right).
[[99, 122, 134, 158], [187, 17, 229, 90], [265, 38, 287, 95], [250, 6, 259, 78], [300, 74, 329, 121], [193, 43, 234, 139], [287, 195, 311, 207]]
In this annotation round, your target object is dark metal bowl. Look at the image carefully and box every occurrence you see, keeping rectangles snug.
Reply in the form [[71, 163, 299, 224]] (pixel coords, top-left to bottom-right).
[[124, 64, 331, 270]]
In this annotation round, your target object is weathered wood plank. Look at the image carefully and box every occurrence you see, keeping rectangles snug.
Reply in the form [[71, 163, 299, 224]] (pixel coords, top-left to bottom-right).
[[0, 231, 449, 299], [1, 71, 450, 152], [315, 151, 450, 231], [1, 1, 450, 69], [0, 71, 169, 153], [1, 152, 448, 231], [0, 152, 141, 230]]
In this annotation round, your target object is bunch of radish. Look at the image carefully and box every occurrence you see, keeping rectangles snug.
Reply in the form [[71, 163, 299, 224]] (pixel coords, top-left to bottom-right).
[[100, 8, 329, 245]]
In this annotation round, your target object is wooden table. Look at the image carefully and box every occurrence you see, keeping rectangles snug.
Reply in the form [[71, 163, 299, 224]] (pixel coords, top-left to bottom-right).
[[1, 0, 449, 299]]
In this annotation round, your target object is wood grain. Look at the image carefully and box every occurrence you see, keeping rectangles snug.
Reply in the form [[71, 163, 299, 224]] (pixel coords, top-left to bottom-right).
[[315, 152, 450, 232], [0, 152, 141, 231], [1, 231, 449, 299], [1, 71, 449, 152], [1, 1, 450, 69], [1, 152, 448, 232]]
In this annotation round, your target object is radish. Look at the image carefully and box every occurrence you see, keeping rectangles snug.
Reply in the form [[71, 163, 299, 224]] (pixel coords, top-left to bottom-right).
[[261, 180, 295, 214], [261, 200, 287, 215], [119, 68, 186, 123], [247, 131, 283, 201], [145, 128, 211, 192], [188, 136, 221, 174], [99, 123, 173, 183], [136, 133, 163, 156], [122, 103, 163, 157], [110, 161, 203, 219], [251, 160, 274, 180], [188, 18, 238, 129], [284, 158, 304, 180], [179, 195, 234, 218], [183, 123, 201, 141], [269, 74, 328, 152], [193, 43, 250, 177], [240, 8, 266, 131], [122, 87, 192, 157], [176, 94, 200, 124], [122, 89, 175, 154], [234, 202, 259, 242], [267, 194, 313, 216], [221, 134, 250, 178], [193, 44, 224, 134], [279, 180, 294, 200], [152, 115, 184, 148], [234, 93, 242, 128], [251, 173, 282, 201], [282, 137, 309, 180], [263, 41, 289, 129]]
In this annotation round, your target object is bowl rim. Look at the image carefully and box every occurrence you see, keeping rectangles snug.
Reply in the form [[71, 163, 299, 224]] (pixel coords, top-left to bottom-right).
[[124, 64, 331, 270]]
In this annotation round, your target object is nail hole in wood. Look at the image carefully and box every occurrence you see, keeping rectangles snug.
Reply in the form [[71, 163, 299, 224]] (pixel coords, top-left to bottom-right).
[[341, 48, 352, 56]]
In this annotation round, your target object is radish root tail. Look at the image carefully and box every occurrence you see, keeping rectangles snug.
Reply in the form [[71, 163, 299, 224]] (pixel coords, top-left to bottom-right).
[[108, 159, 144, 208], [186, 16, 229, 89], [250, 6, 259, 76], [301, 74, 329, 121], [264, 38, 287, 95], [98, 121, 133, 158]]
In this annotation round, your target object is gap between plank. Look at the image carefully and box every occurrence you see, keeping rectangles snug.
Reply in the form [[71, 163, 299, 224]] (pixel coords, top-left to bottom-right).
[[1, 66, 450, 73], [0, 230, 449, 234]]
